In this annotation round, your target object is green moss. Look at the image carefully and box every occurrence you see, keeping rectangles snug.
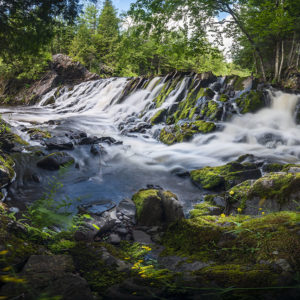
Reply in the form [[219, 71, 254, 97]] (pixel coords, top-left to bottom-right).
[[189, 202, 222, 218], [160, 121, 216, 145], [0, 152, 15, 181], [27, 128, 52, 139], [262, 163, 284, 173], [69, 242, 126, 295], [161, 217, 223, 261], [150, 109, 167, 125], [197, 264, 278, 288], [48, 239, 76, 253], [159, 127, 177, 145], [199, 100, 222, 121], [218, 94, 229, 102], [154, 78, 183, 108], [132, 189, 160, 219], [250, 172, 300, 204], [12, 134, 29, 145], [190, 161, 259, 191], [233, 76, 247, 90], [235, 90, 265, 114]]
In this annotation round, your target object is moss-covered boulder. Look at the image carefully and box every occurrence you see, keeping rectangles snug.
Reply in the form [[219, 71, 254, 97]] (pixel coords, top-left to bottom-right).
[[190, 161, 261, 191], [235, 90, 265, 114], [228, 171, 300, 214], [160, 121, 216, 145], [132, 189, 184, 226]]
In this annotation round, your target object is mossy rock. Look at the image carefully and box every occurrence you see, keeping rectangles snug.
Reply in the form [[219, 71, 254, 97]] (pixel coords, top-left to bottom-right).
[[228, 171, 300, 214], [161, 217, 223, 261], [0, 152, 15, 186], [218, 94, 230, 102], [198, 100, 223, 121], [235, 90, 265, 114], [190, 161, 261, 191], [189, 202, 223, 218], [26, 128, 52, 140], [160, 121, 216, 145], [132, 189, 184, 226], [150, 109, 167, 125]]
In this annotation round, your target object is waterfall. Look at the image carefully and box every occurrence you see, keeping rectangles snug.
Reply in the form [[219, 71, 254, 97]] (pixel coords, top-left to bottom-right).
[[1, 74, 299, 213]]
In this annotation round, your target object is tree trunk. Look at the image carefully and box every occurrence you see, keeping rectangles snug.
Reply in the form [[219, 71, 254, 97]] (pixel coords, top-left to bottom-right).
[[296, 43, 300, 69], [287, 32, 296, 67], [274, 40, 280, 81], [253, 52, 258, 74], [278, 40, 285, 80]]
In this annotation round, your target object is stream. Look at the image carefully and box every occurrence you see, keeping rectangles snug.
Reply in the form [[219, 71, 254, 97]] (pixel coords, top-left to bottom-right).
[[1, 75, 300, 214]]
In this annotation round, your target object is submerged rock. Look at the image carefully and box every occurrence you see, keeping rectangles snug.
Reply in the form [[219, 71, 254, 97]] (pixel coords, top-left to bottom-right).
[[37, 152, 75, 170]]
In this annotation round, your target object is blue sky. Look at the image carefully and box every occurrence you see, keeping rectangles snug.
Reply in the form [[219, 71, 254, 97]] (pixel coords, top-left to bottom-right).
[[111, 0, 135, 13]]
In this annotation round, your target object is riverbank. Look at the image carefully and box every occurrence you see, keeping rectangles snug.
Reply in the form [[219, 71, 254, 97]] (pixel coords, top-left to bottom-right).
[[0, 55, 300, 299]]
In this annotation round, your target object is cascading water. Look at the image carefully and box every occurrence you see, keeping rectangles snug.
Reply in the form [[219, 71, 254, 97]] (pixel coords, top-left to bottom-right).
[[0, 75, 299, 214]]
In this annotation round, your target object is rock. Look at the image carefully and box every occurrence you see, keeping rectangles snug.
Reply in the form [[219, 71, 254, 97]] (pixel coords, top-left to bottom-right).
[[37, 152, 74, 170], [45, 136, 74, 150], [98, 136, 123, 145], [109, 233, 121, 245], [132, 189, 184, 226], [1, 255, 93, 300], [117, 198, 136, 220], [228, 172, 300, 214], [150, 109, 167, 125], [132, 230, 153, 244], [78, 136, 99, 145], [190, 161, 261, 191], [101, 247, 131, 272], [90, 144, 106, 155], [275, 259, 293, 272]]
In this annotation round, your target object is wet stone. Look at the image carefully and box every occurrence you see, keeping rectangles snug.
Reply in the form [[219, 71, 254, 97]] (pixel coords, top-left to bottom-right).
[[45, 136, 74, 150]]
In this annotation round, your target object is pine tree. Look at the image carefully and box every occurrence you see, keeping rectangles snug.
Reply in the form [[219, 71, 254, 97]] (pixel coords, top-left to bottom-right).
[[97, 0, 120, 65]]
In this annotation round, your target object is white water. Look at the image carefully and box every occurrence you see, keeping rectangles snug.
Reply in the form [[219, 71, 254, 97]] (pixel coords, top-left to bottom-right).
[[1, 77, 300, 212]]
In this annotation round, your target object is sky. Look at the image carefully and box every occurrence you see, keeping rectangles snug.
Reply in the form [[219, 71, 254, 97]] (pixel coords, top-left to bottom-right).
[[111, 0, 135, 13]]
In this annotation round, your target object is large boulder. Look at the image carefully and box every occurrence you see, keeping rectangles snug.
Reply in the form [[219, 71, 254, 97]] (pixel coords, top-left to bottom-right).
[[132, 189, 184, 226], [228, 168, 300, 214]]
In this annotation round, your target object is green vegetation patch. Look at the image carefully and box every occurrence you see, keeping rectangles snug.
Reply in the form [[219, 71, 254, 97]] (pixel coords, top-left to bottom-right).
[[132, 189, 160, 219], [235, 90, 265, 114], [160, 121, 216, 145], [190, 161, 260, 191]]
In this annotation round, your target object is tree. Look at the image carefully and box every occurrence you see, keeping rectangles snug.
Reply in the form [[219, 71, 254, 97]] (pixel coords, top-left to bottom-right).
[[0, 0, 85, 62], [97, 0, 120, 65]]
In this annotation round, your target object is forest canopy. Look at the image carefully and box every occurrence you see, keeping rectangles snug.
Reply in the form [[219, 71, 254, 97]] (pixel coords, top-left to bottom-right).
[[0, 0, 299, 81]]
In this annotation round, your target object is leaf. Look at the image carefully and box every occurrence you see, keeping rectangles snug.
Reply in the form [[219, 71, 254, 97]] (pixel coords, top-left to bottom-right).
[[92, 224, 100, 230]]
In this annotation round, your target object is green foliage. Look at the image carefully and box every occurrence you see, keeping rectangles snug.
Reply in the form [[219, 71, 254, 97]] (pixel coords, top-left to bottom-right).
[[0, 0, 81, 62]]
